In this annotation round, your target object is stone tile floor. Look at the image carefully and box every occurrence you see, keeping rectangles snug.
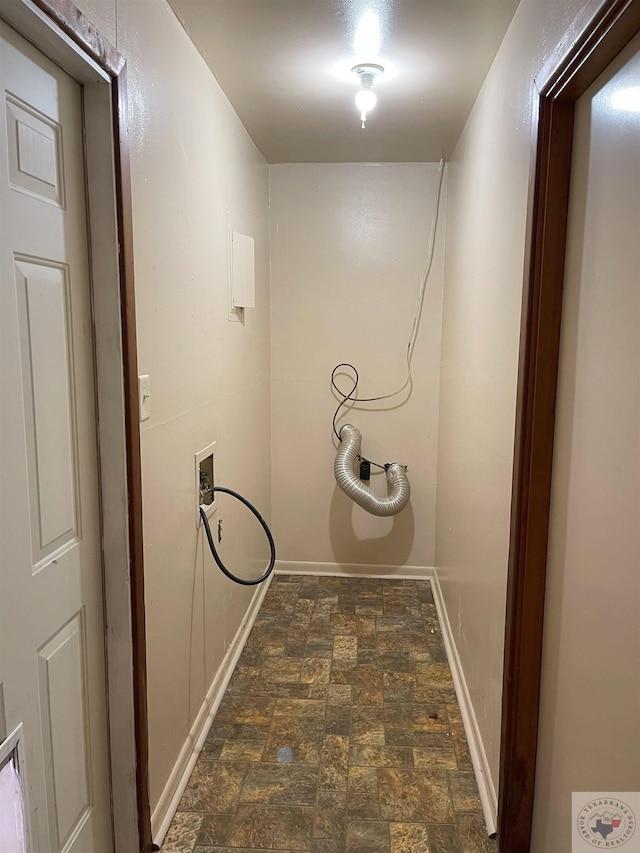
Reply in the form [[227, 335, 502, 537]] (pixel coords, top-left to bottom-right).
[[162, 575, 497, 853]]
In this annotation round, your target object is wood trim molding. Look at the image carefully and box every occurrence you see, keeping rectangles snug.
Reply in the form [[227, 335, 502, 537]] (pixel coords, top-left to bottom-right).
[[31, 0, 123, 73], [112, 66, 153, 853], [539, 0, 640, 98], [499, 91, 575, 853], [499, 2, 640, 851], [22, 3, 152, 851]]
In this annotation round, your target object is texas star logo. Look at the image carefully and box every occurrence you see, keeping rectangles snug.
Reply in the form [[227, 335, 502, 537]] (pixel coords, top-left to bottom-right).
[[577, 798, 637, 848]]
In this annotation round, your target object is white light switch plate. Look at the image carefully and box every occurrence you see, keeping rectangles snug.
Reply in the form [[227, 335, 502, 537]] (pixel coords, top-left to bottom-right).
[[138, 374, 150, 421]]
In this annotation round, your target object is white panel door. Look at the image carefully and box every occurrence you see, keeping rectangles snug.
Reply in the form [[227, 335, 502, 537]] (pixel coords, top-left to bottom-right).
[[0, 20, 113, 853]]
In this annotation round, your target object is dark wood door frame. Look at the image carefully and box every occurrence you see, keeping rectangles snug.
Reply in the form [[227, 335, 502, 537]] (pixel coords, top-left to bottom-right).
[[21, 1, 153, 850], [499, 1, 640, 851]]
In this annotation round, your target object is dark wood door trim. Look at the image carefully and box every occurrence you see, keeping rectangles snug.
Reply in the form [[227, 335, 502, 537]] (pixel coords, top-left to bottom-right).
[[27, 2, 152, 851], [32, 0, 123, 74], [499, 2, 640, 851], [111, 63, 152, 853]]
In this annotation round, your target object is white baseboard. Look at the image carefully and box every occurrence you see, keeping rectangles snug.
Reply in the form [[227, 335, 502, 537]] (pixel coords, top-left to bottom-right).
[[275, 560, 434, 580], [151, 573, 274, 846], [430, 571, 498, 836]]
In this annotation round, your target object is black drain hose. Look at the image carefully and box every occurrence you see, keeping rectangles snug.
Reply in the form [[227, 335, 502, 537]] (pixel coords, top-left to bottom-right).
[[199, 486, 276, 586]]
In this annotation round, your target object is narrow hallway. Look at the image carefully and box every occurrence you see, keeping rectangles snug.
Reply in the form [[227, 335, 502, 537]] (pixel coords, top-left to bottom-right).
[[3, 3, 639, 852], [163, 575, 495, 853]]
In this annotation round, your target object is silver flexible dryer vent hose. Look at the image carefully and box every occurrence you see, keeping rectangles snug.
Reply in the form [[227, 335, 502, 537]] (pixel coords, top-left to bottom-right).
[[334, 424, 410, 517]]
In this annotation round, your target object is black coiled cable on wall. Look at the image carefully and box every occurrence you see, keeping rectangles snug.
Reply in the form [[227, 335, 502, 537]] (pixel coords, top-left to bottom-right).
[[199, 486, 276, 586]]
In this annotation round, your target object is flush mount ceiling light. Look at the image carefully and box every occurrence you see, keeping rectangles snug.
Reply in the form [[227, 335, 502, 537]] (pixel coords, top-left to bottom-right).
[[352, 63, 383, 128]]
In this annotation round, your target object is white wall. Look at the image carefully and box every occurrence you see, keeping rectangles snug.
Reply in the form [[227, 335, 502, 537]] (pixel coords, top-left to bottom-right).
[[270, 163, 445, 572], [435, 0, 603, 792], [531, 33, 640, 853], [73, 0, 271, 814]]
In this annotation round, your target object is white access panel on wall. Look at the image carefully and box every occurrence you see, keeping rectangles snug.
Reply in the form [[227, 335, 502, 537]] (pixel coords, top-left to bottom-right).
[[230, 229, 255, 310]]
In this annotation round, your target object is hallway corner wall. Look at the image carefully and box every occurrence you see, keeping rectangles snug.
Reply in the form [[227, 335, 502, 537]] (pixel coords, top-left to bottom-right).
[[434, 0, 602, 794], [269, 163, 446, 574], [73, 0, 271, 819]]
